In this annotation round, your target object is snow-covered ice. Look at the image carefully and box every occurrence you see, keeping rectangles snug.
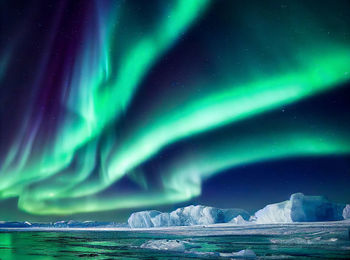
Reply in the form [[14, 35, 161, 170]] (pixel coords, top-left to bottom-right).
[[128, 193, 349, 228], [343, 205, 350, 219], [0, 221, 32, 228], [254, 193, 345, 224], [229, 249, 256, 258], [254, 200, 292, 223], [140, 239, 188, 252], [229, 215, 252, 225], [140, 239, 256, 258], [128, 205, 249, 228], [127, 210, 162, 228]]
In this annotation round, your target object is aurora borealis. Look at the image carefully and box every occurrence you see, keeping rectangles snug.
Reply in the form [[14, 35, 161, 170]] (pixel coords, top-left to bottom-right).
[[0, 0, 350, 221]]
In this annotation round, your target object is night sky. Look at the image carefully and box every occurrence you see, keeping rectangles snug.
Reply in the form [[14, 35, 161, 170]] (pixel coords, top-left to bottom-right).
[[0, 0, 349, 222]]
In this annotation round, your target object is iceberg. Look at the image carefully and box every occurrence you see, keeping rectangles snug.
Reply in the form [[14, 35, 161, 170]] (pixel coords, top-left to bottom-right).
[[0, 221, 32, 228], [127, 210, 162, 228], [343, 205, 350, 219], [229, 215, 252, 225], [254, 200, 292, 223], [129, 194, 348, 228], [0, 220, 127, 229], [254, 193, 345, 223], [128, 205, 250, 228], [51, 220, 119, 228]]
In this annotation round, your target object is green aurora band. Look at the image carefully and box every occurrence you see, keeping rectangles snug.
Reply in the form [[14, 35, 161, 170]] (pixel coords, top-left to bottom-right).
[[0, 0, 350, 215], [0, 0, 210, 196]]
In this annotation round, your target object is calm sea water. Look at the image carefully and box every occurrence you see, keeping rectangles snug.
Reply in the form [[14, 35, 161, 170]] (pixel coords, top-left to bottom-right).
[[0, 228, 349, 259]]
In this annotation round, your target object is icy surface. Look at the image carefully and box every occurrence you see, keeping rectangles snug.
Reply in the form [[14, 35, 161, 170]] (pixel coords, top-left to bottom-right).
[[140, 239, 188, 252], [0, 221, 124, 229], [128, 210, 162, 228], [52, 220, 122, 228], [129, 193, 347, 227], [289, 193, 344, 222], [128, 205, 249, 228], [254, 193, 345, 223], [230, 249, 257, 258], [230, 215, 252, 225], [0, 221, 32, 228], [140, 239, 256, 258], [1, 222, 349, 259], [254, 200, 292, 224], [343, 205, 350, 219]]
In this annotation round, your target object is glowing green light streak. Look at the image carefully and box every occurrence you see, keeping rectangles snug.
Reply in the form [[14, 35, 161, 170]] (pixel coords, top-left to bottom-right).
[[16, 49, 350, 214], [163, 126, 350, 201], [57, 0, 209, 156], [18, 121, 350, 214], [105, 50, 350, 183], [42, 48, 350, 201], [1, 0, 350, 216], [0, 0, 209, 196]]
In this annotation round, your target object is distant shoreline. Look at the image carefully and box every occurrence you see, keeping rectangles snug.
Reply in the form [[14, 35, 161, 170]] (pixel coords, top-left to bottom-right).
[[1, 220, 349, 236]]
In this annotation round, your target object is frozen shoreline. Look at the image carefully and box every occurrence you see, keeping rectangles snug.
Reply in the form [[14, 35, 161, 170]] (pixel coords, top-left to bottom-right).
[[1, 219, 349, 236]]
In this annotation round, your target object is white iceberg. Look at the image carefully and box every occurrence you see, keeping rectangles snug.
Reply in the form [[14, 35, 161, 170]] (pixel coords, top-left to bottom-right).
[[128, 210, 162, 228], [128, 205, 250, 228], [230, 215, 252, 225], [343, 205, 350, 219], [128, 193, 348, 228], [254, 193, 345, 224], [254, 200, 292, 224], [0, 221, 32, 228]]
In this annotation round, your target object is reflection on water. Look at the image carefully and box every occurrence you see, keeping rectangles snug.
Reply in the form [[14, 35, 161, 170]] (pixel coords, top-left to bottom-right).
[[0, 229, 349, 259]]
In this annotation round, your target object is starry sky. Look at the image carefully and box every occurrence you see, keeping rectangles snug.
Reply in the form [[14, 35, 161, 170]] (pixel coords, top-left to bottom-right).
[[0, 0, 349, 222]]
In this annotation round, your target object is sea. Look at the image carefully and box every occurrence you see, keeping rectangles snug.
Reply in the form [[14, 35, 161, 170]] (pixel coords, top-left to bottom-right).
[[0, 222, 350, 259]]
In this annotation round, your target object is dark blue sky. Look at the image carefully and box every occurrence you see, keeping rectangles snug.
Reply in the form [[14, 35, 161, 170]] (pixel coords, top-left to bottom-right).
[[0, 0, 349, 222]]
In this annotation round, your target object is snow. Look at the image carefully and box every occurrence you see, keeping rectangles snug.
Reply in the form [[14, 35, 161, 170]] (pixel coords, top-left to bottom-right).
[[230, 215, 252, 225], [128, 210, 162, 228], [343, 205, 350, 219], [254, 193, 345, 224], [289, 193, 344, 222], [169, 205, 218, 226], [254, 200, 292, 224], [129, 193, 347, 228], [128, 205, 250, 228]]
